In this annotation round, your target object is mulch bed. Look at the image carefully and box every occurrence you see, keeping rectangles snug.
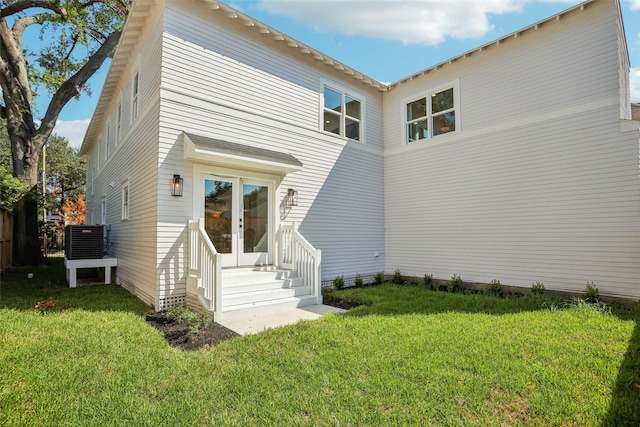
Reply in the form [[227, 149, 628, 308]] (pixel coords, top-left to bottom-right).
[[145, 296, 362, 351]]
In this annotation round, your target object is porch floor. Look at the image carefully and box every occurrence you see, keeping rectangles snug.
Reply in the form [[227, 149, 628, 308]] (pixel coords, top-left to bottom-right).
[[217, 304, 344, 335]]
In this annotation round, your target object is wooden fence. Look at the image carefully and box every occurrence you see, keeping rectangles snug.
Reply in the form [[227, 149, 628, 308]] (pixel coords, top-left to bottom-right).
[[0, 207, 13, 274]]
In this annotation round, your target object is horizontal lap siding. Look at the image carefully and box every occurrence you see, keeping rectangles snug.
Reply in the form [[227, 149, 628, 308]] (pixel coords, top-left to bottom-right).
[[384, 107, 640, 298], [383, 2, 640, 298], [86, 10, 163, 308], [158, 2, 384, 287]]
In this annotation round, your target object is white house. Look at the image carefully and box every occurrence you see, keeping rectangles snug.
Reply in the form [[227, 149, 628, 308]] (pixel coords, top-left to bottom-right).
[[80, 0, 640, 317]]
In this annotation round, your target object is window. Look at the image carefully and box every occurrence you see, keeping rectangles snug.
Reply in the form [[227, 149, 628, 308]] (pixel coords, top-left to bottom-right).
[[323, 85, 362, 141], [116, 102, 122, 145], [121, 181, 129, 220], [105, 125, 110, 158], [132, 73, 139, 120], [101, 198, 106, 225], [405, 84, 457, 144]]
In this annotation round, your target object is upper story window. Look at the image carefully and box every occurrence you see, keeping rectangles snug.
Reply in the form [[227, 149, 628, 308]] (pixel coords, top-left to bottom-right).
[[105, 125, 110, 159], [405, 83, 458, 144], [132, 73, 139, 120], [323, 85, 362, 141], [116, 102, 122, 145]]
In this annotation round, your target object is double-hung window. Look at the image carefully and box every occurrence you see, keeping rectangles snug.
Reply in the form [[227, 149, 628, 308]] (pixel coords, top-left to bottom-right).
[[405, 84, 457, 144], [121, 181, 130, 220], [323, 86, 362, 141], [116, 102, 122, 145], [132, 73, 139, 120]]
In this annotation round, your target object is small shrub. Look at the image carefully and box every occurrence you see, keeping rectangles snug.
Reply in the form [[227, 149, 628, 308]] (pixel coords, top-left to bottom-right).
[[167, 304, 212, 334], [531, 281, 545, 295], [354, 273, 364, 288], [393, 268, 403, 285], [564, 297, 611, 315], [374, 271, 384, 285], [448, 274, 463, 292], [423, 274, 433, 288], [584, 282, 599, 303], [488, 279, 502, 295], [333, 275, 345, 290]]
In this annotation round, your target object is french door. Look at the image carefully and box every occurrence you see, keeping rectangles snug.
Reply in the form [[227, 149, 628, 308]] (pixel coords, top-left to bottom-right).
[[203, 177, 272, 267]]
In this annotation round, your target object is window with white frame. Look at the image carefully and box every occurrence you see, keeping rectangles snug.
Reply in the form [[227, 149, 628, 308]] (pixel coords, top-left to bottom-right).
[[101, 197, 106, 225], [323, 85, 362, 141], [121, 181, 130, 220], [116, 102, 122, 145], [105, 125, 110, 159], [132, 72, 139, 120], [405, 84, 458, 144]]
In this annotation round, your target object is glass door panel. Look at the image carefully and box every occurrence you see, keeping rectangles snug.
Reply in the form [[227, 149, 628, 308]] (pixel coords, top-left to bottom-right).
[[204, 179, 233, 256], [243, 184, 269, 254]]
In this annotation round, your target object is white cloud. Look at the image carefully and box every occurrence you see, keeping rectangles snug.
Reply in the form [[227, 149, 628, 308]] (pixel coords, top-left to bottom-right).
[[255, 0, 575, 45], [627, 0, 640, 11], [52, 119, 91, 150], [631, 67, 640, 103]]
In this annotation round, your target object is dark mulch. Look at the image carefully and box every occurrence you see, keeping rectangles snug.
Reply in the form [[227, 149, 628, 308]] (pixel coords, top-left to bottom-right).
[[145, 312, 239, 351], [146, 296, 362, 351]]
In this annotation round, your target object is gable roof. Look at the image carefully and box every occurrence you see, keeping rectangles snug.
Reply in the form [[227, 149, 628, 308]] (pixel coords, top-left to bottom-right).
[[81, 0, 612, 155]]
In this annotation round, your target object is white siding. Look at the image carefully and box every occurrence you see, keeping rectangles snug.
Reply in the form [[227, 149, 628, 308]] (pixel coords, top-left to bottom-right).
[[383, 1, 640, 299], [157, 1, 385, 287]]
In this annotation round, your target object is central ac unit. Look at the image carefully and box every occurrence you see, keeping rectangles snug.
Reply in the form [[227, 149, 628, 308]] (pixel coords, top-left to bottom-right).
[[65, 225, 104, 260]]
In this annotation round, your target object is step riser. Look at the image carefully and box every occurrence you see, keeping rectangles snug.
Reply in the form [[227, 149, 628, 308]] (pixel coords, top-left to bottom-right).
[[223, 287, 310, 307], [222, 278, 304, 295], [222, 271, 297, 286]]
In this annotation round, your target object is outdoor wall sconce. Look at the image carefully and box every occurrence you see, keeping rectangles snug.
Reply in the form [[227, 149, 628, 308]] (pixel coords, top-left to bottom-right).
[[171, 174, 184, 197], [286, 188, 298, 207]]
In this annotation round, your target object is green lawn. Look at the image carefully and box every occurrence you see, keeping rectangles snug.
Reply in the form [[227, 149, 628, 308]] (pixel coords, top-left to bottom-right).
[[1, 259, 639, 426]]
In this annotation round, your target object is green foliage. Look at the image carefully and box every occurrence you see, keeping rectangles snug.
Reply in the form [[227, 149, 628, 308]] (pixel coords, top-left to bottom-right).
[[392, 268, 403, 285], [333, 275, 345, 290], [448, 274, 463, 292], [374, 271, 384, 285], [423, 273, 433, 288], [531, 281, 546, 295], [166, 304, 212, 334], [488, 279, 503, 295], [584, 282, 600, 303], [354, 273, 364, 288], [0, 166, 28, 210], [563, 297, 611, 315], [40, 135, 87, 202]]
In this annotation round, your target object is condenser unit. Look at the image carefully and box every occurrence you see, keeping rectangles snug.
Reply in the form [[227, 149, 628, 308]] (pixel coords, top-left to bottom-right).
[[65, 225, 104, 260]]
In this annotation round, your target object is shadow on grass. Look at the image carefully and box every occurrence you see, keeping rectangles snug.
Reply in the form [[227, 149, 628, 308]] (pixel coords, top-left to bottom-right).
[[604, 318, 640, 425], [330, 284, 640, 425], [0, 257, 150, 314]]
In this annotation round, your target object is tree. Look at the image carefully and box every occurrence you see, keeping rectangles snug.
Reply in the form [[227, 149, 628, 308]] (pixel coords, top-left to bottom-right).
[[59, 194, 85, 225], [39, 134, 86, 210], [1, 0, 128, 265]]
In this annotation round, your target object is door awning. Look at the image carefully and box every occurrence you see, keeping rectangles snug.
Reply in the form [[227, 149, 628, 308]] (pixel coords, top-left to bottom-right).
[[183, 132, 303, 174]]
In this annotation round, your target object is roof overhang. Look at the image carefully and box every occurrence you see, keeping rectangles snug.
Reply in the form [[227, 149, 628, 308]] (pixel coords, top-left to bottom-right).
[[183, 132, 303, 175]]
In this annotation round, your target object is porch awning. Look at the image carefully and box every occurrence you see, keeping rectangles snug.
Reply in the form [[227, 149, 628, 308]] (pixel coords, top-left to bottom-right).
[[183, 132, 303, 174]]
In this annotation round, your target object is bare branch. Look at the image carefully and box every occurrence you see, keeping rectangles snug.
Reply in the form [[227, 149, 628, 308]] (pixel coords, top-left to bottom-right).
[[37, 29, 121, 148], [1, 1, 67, 19]]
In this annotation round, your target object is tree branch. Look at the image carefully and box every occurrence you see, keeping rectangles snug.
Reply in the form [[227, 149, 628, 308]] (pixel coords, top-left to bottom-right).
[[1, 1, 66, 19], [37, 29, 121, 147]]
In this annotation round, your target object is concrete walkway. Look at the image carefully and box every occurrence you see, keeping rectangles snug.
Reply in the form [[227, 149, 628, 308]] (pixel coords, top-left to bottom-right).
[[218, 304, 345, 335]]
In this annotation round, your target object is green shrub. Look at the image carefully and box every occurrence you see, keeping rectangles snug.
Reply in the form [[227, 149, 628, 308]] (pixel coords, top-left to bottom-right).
[[333, 275, 345, 290], [374, 272, 384, 285], [354, 273, 364, 288], [584, 282, 599, 303], [531, 281, 545, 295], [488, 279, 502, 295], [423, 274, 433, 288], [448, 274, 463, 292], [167, 304, 212, 334], [393, 269, 403, 285]]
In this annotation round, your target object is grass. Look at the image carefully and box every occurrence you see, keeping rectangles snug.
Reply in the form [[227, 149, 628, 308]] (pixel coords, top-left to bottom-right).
[[1, 260, 639, 425]]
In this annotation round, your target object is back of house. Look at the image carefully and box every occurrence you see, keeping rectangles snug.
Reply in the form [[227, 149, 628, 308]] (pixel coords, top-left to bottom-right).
[[80, 0, 640, 313]]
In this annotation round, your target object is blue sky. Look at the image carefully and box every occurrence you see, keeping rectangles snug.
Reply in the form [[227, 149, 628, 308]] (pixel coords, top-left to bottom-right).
[[39, 0, 640, 148]]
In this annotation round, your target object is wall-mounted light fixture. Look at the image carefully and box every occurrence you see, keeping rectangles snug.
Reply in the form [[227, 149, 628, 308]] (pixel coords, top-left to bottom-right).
[[171, 174, 184, 197], [286, 188, 298, 207]]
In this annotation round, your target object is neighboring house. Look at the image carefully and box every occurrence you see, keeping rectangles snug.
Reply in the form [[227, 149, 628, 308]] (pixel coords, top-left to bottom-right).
[[80, 0, 640, 317]]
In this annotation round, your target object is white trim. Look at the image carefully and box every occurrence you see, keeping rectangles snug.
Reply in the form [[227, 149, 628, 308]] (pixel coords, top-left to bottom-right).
[[401, 79, 460, 146], [388, 95, 620, 156], [319, 79, 367, 144], [131, 70, 139, 122], [121, 179, 130, 221]]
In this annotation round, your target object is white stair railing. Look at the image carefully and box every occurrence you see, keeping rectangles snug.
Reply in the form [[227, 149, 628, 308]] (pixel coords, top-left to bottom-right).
[[279, 223, 322, 304], [188, 219, 222, 318]]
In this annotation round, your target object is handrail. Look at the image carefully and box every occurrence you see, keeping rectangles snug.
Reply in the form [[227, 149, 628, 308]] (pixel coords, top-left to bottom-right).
[[188, 219, 222, 318], [279, 223, 322, 304]]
